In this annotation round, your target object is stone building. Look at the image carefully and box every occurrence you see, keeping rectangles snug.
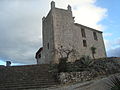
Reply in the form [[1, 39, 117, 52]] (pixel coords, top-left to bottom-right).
[[35, 1, 106, 64]]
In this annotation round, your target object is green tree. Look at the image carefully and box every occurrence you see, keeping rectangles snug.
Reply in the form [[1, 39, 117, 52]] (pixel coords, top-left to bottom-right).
[[90, 46, 96, 59], [57, 57, 67, 73]]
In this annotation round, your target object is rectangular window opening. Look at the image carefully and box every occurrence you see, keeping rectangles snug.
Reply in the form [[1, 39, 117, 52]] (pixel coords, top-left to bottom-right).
[[81, 28, 86, 38], [83, 40, 87, 47], [47, 43, 49, 49], [93, 32, 98, 40]]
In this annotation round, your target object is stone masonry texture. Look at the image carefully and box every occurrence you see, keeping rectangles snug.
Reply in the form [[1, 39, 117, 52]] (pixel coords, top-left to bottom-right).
[[36, 1, 106, 64]]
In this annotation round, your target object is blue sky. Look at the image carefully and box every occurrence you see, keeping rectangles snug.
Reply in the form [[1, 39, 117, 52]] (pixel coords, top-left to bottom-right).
[[97, 0, 120, 40], [0, 59, 25, 66], [0, 0, 120, 65], [96, 0, 120, 56]]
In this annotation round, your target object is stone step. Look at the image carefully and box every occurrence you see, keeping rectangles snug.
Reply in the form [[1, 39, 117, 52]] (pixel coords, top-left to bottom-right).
[[0, 79, 56, 85], [0, 83, 57, 90], [1, 74, 53, 79], [0, 64, 58, 90], [0, 78, 56, 85], [0, 81, 57, 87], [0, 79, 58, 89], [0, 74, 51, 79], [0, 73, 54, 81]]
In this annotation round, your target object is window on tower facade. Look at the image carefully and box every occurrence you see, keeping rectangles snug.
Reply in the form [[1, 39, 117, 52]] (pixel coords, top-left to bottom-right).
[[47, 43, 49, 49], [81, 28, 86, 38], [83, 40, 87, 47], [93, 32, 98, 40]]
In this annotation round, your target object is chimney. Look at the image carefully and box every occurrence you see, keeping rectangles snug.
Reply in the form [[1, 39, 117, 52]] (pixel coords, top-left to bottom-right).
[[51, 1, 55, 9], [6, 61, 11, 66], [67, 5, 71, 11]]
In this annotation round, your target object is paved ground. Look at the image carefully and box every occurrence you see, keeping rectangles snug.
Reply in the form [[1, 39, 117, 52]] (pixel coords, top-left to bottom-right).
[[45, 78, 109, 90], [37, 73, 120, 90]]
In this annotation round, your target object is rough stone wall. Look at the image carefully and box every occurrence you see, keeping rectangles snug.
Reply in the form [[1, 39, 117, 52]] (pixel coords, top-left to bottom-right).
[[73, 24, 106, 59], [52, 8, 75, 63], [38, 10, 55, 64], [37, 2, 106, 64], [58, 71, 96, 84], [52, 7, 106, 63]]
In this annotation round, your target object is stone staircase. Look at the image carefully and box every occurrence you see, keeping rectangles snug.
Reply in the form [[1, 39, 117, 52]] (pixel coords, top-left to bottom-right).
[[0, 64, 58, 90]]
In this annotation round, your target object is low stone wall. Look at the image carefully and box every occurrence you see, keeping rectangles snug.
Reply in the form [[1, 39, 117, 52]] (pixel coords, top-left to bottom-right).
[[57, 71, 96, 84], [51, 57, 120, 84]]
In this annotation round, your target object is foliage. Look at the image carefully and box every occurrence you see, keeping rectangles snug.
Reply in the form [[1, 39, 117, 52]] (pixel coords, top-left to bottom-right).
[[57, 57, 67, 73], [49, 64, 59, 81], [93, 59, 120, 75], [80, 56, 94, 68], [50, 56, 120, 78], [73, 56, 95, 71], [66, 62, 81, 72], [49, 64, 58, 73], [107, 75, 120, 90]]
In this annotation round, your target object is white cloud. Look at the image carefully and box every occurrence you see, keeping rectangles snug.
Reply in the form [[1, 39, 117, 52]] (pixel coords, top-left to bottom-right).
[[115, 37, 120, 45], [103, 33, 113, 37], [104, 39, 114, 51], [50, 0, 107, 30], [0, 0, 44, 64], [107, 47, 120, 57], [0, 0, 108, 64], [105, 38, 120, 57]]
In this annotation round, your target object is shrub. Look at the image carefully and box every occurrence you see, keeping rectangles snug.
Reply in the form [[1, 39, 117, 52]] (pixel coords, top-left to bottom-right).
[[80, 56, 94, 68], [52, 56, 120, 76], [90, 46, 96, 59], [57, 57, 67, 73], [107, 75, 120, 90], [49, 64, 58, 73], [49, 64, 59, 81], [73, 56, 95, 71], [94, 59, 120, 75]]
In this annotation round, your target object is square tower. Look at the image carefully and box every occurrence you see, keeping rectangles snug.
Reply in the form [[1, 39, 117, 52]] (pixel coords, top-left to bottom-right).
[[35, 1, 106, 64]]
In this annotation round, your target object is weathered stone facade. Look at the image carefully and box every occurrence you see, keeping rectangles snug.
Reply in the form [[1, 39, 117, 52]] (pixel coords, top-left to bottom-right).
[[36, 1, 106, 64]]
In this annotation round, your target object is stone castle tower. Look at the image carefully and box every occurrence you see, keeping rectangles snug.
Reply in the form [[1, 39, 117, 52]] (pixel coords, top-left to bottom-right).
[[35, 1, 106, 64]]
